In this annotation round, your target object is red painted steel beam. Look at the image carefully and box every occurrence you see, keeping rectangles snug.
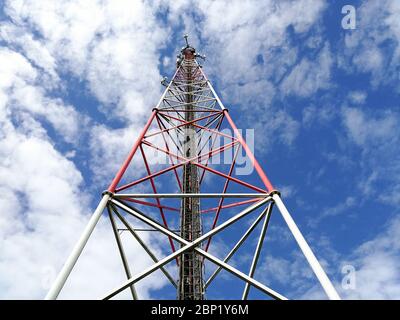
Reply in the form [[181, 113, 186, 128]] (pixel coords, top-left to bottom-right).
[[155, 115, 183, 192], [115, 139, 238, 193], [200, 198, 261, 214], [204, 145, 240, 252], [156, 114, 185, 157], [123, 198, 180, 212], [199, 115, 225, 185], [195, 162, 268, 194], [223, 110, 275, 193], [142, 138, 238, 167], [139, 145, 178, 259], [108, 111, 157, 193], [189, 119, 235, 142], [141, 140, 185, 163], [116, 162, 184, 193], [145, 111, 221, 139], [161, 111, 235, 142]]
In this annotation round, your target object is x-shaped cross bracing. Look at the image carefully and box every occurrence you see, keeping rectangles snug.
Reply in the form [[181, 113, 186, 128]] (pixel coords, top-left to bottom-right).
[[102, 195, 287, 300]]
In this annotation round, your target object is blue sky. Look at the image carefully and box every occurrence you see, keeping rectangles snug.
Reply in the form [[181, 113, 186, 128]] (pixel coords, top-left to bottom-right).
[[1, 0, 400, 299]]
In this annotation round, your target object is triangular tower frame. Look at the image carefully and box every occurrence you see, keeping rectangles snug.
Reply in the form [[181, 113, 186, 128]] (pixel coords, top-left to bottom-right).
[[45, 37, 340, 300]]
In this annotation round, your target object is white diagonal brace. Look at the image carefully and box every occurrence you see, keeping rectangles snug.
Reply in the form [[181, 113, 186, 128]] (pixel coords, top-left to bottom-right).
[[107, 206, 138, 300], [102, 197, 286, 300], [242, 203, 273, 299], [103, 197, 268, 298], [111, 205, 177, 288], [205, 205, 267, 288]]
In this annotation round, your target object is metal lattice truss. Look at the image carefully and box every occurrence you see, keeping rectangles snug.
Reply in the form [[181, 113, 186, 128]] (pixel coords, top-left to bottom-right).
[[45, 54, 341, 301]]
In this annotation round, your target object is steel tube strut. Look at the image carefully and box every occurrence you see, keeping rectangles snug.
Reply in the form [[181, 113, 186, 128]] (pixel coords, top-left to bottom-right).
[[108, 111, 156, 192], [104, 198, 270, 296], [107, 206, 138, 299], [139, 145, 177, 258], [114, 193, 270, 198], [272, 194, 341, 300], [115, 138, 239, 193], [103, 197, 286, 300], [204, 144, 240, 253], [111, 205, 177, 288], [155, 115, 183, 191], [200, 199, 260, 214], [45, 193, 110, 300], [242, 203, 273, 300], [205, 207, 267, 288], [223, 110, 274, 193]]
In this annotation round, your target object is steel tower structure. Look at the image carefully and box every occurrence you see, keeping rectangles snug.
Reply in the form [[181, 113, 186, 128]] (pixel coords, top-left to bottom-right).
[[45, 36, 341, 300], [178, 36, 204, 300]]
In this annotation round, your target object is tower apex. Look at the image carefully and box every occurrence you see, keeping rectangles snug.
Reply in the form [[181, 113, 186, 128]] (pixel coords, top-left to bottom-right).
[[181, 34, 196, 59], [176, 34, 205, 67]]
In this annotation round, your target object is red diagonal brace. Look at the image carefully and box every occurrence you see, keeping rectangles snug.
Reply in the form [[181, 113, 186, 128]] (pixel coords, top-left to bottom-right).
[[194, 162, 268, 194], [145, 112, 221, 139], [155, 114, 183, 192], [115, 139, 238, 193], [205, 145, 240, 252], [200, 199, 260, 214], [123, 198, 180, 212], [224, 110, 275, 193], [139, 145, 178, 261], [108, 110, 157, 193]]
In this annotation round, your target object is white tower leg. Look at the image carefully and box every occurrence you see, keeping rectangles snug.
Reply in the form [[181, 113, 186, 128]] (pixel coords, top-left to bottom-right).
[[272, 193, 340, 300], [45, 193, 110, 300]]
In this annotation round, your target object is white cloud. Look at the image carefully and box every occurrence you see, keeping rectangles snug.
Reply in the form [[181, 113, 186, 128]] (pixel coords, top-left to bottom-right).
[[277, 185, 297, 199], [293, 215, 400, 299], [348, 91, 367, 105], [256, 251, 326, 299], [3, 0, 167, 123], [1, 0, 173, 181], [0, 124, 85, 298], [252, 110, 300, 151], [302, 104, 337, 127], [281, 43, 333, 97], [339, 0, 400, 88], [0, 132, 168, 299], [191, 0, 327, 89], [261, 253, 314, 284], [342, 107, 400, 206], [309, 196, 356, 228], [0, 48, 80, 143], [0, 1, 172, 297], [0, 85, 167, 300], [89, 124, 143, 185], [337, 215, 400, 299], [342, 107, 398, 147], [0, 22, 59, 85]]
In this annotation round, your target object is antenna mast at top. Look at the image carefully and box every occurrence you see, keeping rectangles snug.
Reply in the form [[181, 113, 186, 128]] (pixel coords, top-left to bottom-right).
[[184, 33, 189, 47]]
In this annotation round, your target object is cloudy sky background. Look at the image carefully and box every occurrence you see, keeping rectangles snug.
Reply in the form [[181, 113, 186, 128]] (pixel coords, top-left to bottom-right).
[[1, 0, 400, 299]]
